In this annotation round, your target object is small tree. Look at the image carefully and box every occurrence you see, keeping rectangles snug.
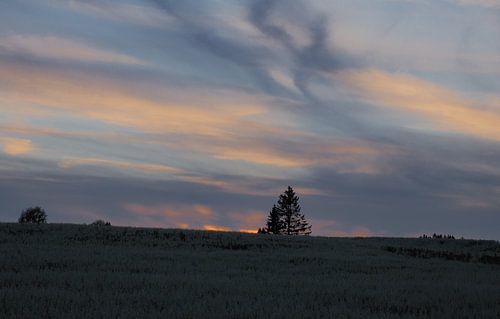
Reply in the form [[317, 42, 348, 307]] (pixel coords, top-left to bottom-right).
[[276, 186, 311, 235], [265, 205, 283, 234], [262, 186, 312, 235], [18, 207, 47, 224]]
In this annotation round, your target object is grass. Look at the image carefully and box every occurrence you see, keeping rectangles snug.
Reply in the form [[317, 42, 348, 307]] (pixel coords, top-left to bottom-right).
[[0, 223, 499, 318]]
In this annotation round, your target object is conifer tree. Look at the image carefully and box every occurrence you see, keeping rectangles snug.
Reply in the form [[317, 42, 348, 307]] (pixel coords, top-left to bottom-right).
[[270, 186, 312, 235], [261, 186, 312, 235], [265, 205, 283, 234]]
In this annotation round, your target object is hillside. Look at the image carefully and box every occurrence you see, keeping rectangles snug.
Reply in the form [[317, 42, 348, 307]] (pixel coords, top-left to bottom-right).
[[0, 223, 498, 318]]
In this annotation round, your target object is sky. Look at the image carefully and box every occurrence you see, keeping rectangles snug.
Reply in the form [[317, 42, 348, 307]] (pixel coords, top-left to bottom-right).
[[1, 0, 500, 239]]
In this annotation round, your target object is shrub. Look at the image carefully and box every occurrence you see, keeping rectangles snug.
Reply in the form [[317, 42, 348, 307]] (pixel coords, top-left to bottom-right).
[[18, 207, 47, 224], [91, 220, 111, 227]]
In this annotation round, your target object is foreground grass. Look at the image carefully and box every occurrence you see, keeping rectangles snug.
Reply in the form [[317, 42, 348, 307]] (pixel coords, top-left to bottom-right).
[[0, 223, 499, 318]]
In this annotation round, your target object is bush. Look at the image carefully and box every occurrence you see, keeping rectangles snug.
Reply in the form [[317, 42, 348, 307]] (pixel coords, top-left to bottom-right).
[[91, 220, 111, 227], [18, 207, 47, 224]]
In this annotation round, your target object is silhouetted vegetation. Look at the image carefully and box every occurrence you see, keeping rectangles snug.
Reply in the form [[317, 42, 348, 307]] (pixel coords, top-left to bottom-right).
[[265, 205, 282, 234], [419, 233, 455, 239], [256, 227, 267, 234], [90, 219, 111, 227], [18, 207, 47, 224], [262, 186, 312, 235]]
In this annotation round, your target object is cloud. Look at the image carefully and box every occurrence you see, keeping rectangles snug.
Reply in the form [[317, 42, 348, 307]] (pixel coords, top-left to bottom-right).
[[450, 0, 500, 8], [212, 140, 396, 170], [0, 60, 266, 137], [175, 174, 326, 197], [229, 210, 266, 231], [53, 0, 172, 27], [239, 229, 257, 233], [436, 194, 494, 208], [124, 203, 215, 229], [203, 224, 231, 232], [248, 0, 356, 98], [58, 157, 178, 174], [122, 203, 265, 234], [337, 69, 500, 141], [386, 0, 500, 9], [1, 138, 34, 156], [125, 203, 213, 218], [1, 0, 500, 240], [0, 59, 398, 174], [331, 226, 374, 238], [309, 217, 378, 237], [0, 35, 145, 65]]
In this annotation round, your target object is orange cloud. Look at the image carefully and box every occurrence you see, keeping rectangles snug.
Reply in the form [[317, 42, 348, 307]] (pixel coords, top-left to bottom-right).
[[338, 69, 500, 141], [229, 211, 266, 230], [213, 148, 309, 167], [1, 138, 34, 156], [0, 60, 399, 174], [124, 203, 215, 230], [239, 229, 258, 233], [203, 224, 231, 232], [0, 61, 266, 137], [208, 137, 398, 171]]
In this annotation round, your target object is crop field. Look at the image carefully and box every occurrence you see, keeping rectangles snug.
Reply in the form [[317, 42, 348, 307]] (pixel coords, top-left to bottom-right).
[[0, 223, 499, 318]]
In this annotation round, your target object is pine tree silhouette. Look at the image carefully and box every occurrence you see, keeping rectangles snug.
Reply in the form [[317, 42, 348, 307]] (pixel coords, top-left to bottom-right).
[[265, 205, 283, 234], [262, 186, 311, 235]]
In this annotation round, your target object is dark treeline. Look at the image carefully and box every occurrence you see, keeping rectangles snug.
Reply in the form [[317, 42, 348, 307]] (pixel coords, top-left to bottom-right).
[[419, 234, 456, 239]]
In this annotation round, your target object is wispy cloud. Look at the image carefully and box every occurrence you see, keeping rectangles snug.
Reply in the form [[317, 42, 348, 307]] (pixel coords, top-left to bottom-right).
[[55, 0, 172, 27], [0, 59, 398, 173], [0, 60, 265, 136], [0, 34, 145, 65], [58, 157, 178, 174], [1, 0, 500, 239], [337, 69, 500, 141], [450, 0, 500, 8]]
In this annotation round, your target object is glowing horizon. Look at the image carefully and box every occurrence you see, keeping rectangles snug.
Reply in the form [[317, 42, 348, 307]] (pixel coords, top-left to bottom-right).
[[1, 0, 499, 239]]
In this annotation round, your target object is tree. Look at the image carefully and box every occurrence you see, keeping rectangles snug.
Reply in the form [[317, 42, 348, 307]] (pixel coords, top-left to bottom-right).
[[18, 207, 47, 224], [262, 186, 312, 235], [276, 186, 311, 235], [265, 205, 283, 234]]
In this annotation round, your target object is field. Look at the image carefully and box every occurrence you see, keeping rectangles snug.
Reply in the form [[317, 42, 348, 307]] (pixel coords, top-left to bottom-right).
[[0, 224, 499, 318]]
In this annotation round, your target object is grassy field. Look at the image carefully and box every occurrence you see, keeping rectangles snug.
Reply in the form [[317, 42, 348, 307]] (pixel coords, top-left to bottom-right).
[[0, 223, 499, 318]]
